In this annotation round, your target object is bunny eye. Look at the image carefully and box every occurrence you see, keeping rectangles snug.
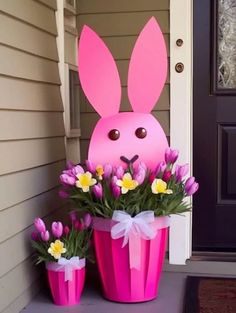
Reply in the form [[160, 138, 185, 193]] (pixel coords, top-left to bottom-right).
[[108, 129, 120, 141], [135, 127, 147, 139]]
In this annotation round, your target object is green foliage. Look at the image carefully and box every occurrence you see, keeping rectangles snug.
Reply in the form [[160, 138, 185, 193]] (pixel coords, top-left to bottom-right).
[[32, 227, 92, 265], [69, 174, 191, 218]]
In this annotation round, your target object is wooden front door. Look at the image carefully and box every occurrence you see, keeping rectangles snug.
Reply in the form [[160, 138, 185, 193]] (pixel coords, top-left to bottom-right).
[[193, 0, 236, 251]]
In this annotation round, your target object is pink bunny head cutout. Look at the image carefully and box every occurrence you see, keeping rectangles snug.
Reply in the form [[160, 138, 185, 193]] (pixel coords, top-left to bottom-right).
[[78, 17, 168, 170]]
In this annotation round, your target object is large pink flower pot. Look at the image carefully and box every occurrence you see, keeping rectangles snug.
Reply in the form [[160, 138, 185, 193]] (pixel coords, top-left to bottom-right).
[[93, 217, 169, 303], [46, 263, 85, 306]]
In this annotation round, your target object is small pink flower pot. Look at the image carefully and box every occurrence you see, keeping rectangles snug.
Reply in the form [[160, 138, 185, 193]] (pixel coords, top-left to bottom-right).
[[46, 263, 85, 306], [93, 217, 169, 303]]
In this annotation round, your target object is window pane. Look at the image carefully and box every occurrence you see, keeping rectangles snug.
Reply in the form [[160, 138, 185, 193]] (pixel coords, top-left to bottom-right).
[[218, 0, 236, 89]]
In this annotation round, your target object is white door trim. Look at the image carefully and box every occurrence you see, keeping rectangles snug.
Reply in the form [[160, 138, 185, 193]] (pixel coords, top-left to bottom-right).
[[169, 0, 193, 264]]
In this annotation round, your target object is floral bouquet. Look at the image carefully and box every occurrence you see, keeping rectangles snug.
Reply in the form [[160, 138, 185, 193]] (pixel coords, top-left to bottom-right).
[[58, 148, 199, 303], [59, 148, 198, 218], [31, 213, 92, 306]]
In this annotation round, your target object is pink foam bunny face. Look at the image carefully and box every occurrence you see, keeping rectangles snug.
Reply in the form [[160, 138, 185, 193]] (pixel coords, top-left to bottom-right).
[[88, 112, 168, 169], [78, 17, 168, 170]]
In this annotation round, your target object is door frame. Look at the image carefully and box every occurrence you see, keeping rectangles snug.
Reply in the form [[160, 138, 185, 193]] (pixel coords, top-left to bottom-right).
[[169, 0, 193, 264]]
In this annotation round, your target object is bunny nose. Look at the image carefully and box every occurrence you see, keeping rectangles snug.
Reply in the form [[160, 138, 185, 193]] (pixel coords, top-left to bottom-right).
[[120, 155, 139, 165]]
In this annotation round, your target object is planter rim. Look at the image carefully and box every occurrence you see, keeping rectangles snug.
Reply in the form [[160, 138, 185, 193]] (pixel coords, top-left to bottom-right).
[[92, 215, 170, 232]]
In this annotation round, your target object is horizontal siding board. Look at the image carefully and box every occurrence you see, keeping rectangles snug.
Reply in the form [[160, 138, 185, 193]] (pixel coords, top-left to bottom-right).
[[65, 32, 77, 65], [103, 34, 169, 59], [80, 110, 169, 140], [0, 0, 57, 35], [0, 258, 39, 312], [0, 13, 58, 61], [0, 45, 60, 84], [0, 160, 65, 211], [81, 85, 170, 113], [77, 11, 169, 36], [0, 76, 63, 111], [2, 279, 42, 313], [78, 0, 169, 13], [0, 137, 66, 175], [0, 111, 65, 140], [36, 0, 57, 10], [0, 228, 36, 278], [0, 189, 60, 243]]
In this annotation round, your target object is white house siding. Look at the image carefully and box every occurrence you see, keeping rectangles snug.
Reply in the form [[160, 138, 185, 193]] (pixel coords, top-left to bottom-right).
[[76, 0, 170, 162], [0, 0, 66, 312]]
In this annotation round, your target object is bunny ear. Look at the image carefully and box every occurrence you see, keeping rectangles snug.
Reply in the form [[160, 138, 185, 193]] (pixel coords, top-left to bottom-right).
[[128, 17, 167, 113], [78, 25, 121, 117]]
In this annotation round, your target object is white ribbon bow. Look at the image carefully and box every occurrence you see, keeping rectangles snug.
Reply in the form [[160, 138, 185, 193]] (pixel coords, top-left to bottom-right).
[[111, 210, 157, 247], [57, 256, 85, 281]]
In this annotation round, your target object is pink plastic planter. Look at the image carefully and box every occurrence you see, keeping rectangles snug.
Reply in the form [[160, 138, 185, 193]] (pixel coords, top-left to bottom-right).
[[93, 218, 169, 303], [46, 265, 85, 306]]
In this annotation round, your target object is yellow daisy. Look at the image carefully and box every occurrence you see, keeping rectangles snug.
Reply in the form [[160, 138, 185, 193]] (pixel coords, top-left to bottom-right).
[[116, 173, 138, 194], [151, 179, 173, 194], [76, 171, 97, 192], [48, 240, 66, 260]]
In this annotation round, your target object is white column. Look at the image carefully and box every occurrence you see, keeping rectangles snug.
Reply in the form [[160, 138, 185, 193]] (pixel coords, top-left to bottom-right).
[[169, 0, 193, 264]]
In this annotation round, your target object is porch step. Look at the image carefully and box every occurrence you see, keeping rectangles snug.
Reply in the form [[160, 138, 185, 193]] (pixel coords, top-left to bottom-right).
[[20, 272, 186, 313]]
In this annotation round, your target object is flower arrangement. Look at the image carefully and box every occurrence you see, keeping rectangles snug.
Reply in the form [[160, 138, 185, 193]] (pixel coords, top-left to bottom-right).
[[31, 213, 92, 264], [59, 148, 199, 218]]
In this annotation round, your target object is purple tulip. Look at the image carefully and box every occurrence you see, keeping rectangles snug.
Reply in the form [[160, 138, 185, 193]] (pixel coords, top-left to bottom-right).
[[85, 160, 96, 174], [60, 173, 76, 186], [163, 170, 172, 182], [175, 164, 189, 182], [31, 231, 38, 241], [51, 222, 63, 238], [155, 161, 166, 177], [41, 230, 50, 242], [74, 220, 84, 231], [58, 189, 69, 199], [115, 165, 124, 179], [165, 148, 179, 164], [139, 162, 147, 171], [112, 185, 121, 198], [69, 210, 77, 222], [111, 175, 118, 185], [71, 165, 84, 176], [149, 172, 156, 183], [83, 213, 92, 228], [92, 183, 103, 199], [134, 167, 146, 184], [185, 177, 199, 195], [103, 163, 113, 178], [34, 217, 46, 233], [63, 226, 70, 236]]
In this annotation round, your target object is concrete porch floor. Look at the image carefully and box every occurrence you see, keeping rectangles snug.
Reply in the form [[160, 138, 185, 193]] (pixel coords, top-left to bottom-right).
[[20, 272, 187, 313]]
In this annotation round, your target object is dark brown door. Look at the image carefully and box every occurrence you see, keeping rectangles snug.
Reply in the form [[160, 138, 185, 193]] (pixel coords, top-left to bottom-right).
[[193, 0, 236, 251]]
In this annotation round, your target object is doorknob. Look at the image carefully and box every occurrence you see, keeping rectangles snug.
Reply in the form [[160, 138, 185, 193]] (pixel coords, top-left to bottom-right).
[[175, 62, 184, 73]]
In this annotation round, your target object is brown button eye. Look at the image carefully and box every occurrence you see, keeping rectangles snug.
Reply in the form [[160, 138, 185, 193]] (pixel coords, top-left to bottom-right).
[[135, 127, 147, 139], [108, 129, 120, 140]]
